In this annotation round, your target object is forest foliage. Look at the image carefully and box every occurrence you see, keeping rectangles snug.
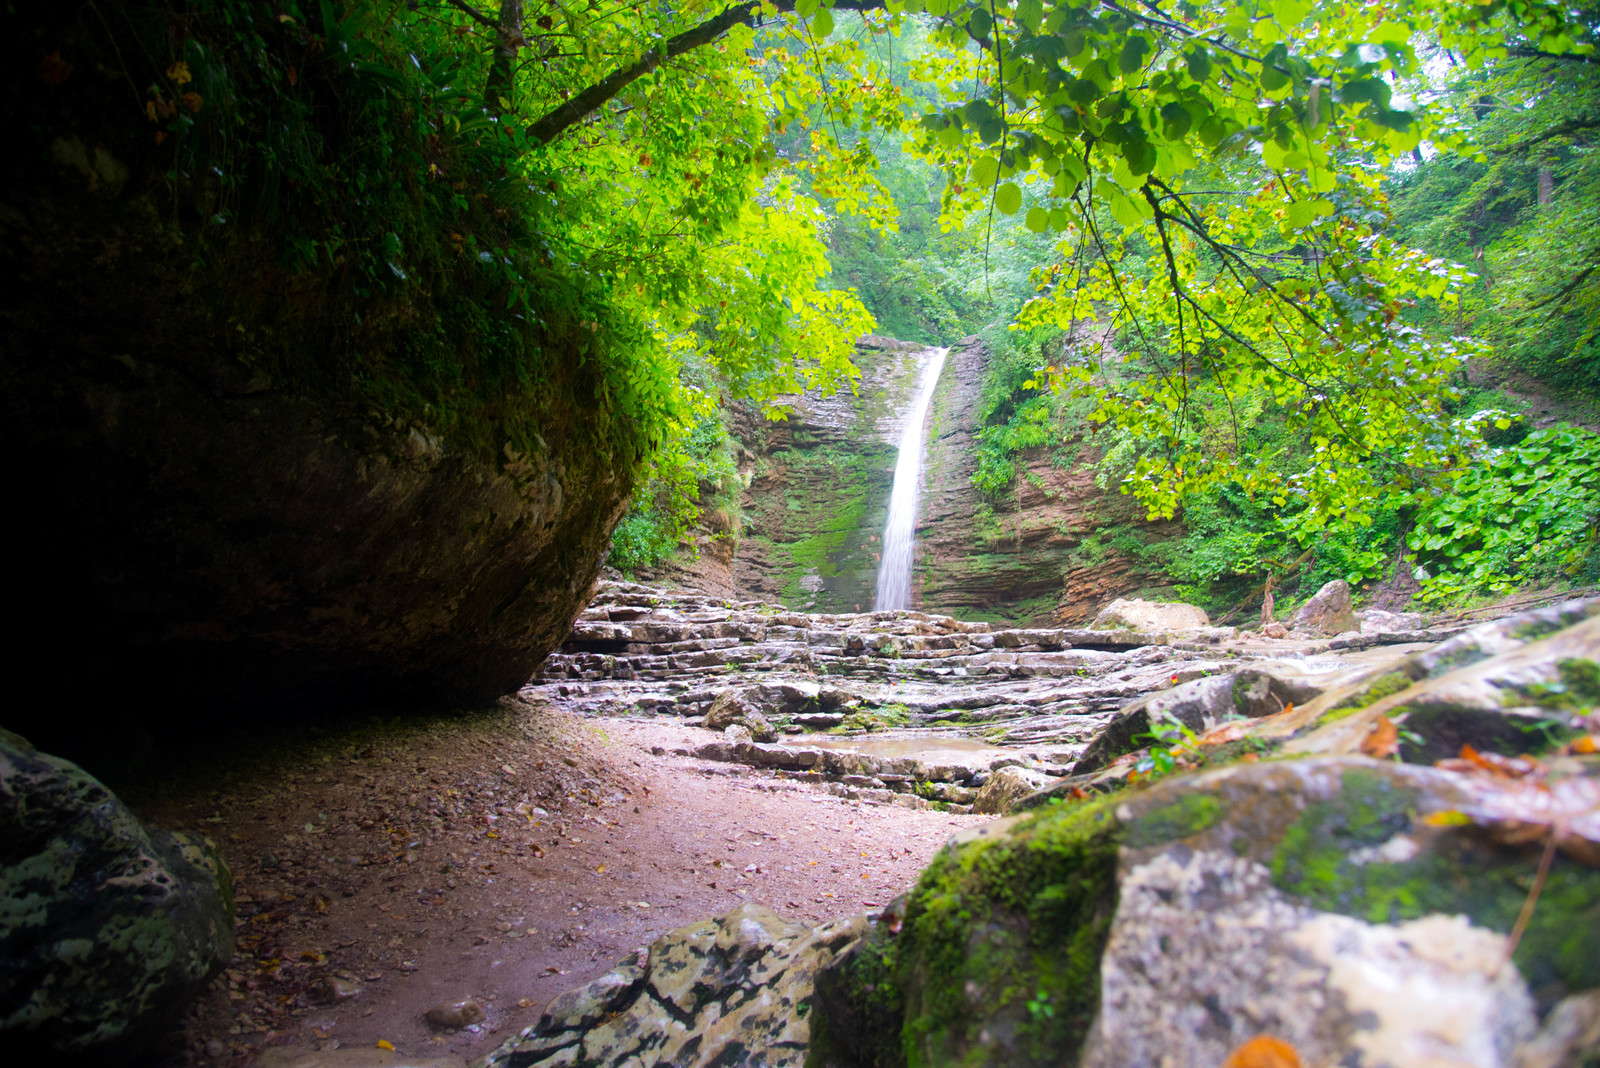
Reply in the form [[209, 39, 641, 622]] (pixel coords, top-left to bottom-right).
[[108, 0, 1598, 599]]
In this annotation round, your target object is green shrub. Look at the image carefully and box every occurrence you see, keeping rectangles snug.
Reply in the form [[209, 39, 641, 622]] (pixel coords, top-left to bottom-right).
[[1411, 426, 1600, 602]]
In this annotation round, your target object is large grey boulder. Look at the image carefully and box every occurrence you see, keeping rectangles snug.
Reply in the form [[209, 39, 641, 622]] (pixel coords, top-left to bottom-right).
[[1291, 578, 1357, 635], [0, 731, 234, 1064], [815, 756, 1600, 1068], [1092, 598, 1209, 632], [1072, 674, 1237, 773], [480, 904, 865, 1068]]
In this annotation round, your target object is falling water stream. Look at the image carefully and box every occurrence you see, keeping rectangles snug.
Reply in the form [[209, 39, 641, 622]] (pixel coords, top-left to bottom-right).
[[873, 347, 949, 611]]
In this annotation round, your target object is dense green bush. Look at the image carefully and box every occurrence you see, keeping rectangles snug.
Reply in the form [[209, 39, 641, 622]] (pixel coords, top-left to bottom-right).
[[1411, 427, 1600, 603]]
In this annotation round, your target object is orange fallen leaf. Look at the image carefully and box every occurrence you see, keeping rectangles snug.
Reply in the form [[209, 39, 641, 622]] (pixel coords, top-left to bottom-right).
[[1221, 1034, 1301, 1068], [1566, 735, 1598, 755], [1360, 715, 1399, 759], [1199, 721, 1250, 747], [376, 1039, 395, 1051]]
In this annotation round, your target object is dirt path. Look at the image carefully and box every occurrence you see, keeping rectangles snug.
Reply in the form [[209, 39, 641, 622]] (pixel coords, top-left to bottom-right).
[[137, 699, 989, 1067]]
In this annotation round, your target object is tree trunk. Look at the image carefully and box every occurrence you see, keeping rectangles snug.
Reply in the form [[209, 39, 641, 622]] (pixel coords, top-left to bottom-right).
[[1538, 165, 1554, 206], [484, 0, 523, 114]]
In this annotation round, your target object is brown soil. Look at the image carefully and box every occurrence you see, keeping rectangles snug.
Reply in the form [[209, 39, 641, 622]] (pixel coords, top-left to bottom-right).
[[133, 700, 987, 1067]]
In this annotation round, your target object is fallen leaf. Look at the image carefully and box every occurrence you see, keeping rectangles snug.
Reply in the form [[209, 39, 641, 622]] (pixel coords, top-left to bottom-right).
[[1221, 1035, 1301, 1068], [595, 863, 607, 874], [36, 51, 73, 85], [376, 1040, 395, 1051], [1360, 716, 1399, 759], [517, 998, 534, 1008]]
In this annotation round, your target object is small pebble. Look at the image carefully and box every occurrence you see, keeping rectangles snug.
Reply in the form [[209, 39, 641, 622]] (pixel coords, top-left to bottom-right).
[[205, 1039, 225, 1058]]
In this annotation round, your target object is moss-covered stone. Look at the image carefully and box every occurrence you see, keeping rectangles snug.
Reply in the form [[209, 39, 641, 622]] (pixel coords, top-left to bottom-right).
[[1268, 766, 1600, 996], [0, 733, 234, 1064], [814, 798, 1121, 1068]]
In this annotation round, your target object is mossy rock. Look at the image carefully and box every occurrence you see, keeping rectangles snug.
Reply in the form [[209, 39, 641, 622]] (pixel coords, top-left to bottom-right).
[[813, 755, 1600, 1068], [0, 731, 234, 1064]]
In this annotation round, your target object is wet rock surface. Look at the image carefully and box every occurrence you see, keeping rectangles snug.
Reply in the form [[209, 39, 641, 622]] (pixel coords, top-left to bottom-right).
[[0, 730, 234, 1064], [530, 581, 1469, 811], [512, 591, 1598, 1068]]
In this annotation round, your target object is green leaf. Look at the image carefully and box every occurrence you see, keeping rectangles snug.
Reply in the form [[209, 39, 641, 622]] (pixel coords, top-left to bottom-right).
[[794, 0, 820, 18], [964, 99, 1005, 144], [811, 8, 833, 37], [1160, 102, 1192, 139], [995, 182, 1023, 214], [968, 7, 993, 40], [1185, 47, 1213, 83], [970, 153, 999, 189], [1025, 205, 1049, 232], [1118, 35, 1150, 75]]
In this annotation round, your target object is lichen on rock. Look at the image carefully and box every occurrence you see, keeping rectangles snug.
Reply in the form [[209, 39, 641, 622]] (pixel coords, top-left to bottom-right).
[[0, 730, 234, 1064]]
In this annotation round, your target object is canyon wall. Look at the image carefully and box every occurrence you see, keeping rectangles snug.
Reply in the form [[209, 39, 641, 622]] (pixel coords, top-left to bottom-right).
[[916, 340, 1184, 625], [640, 337, 1184, 624]]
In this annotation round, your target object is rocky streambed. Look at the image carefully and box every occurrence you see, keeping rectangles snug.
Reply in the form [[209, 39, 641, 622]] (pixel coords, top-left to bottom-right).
[[527, 581, 1469, 813], [488, 585, 1600, 1068]]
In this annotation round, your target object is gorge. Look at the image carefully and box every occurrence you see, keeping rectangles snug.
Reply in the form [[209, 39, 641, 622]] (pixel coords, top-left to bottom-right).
[[4, 1, 1599, 1067]]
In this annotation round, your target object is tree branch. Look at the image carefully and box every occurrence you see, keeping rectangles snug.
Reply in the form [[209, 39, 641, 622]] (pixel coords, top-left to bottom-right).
[[445, 0, 499, 31], [525, 0, 883, 144]]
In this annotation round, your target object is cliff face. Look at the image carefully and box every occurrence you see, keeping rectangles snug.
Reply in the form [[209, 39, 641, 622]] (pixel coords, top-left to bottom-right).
[[916, 340, 1183, 625], [1, 3, 636, 757], [732, 338, 930, 613], [644, 337, 1182, 625]]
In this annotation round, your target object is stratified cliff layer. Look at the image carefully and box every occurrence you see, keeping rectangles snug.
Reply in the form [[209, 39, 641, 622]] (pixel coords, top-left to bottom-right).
[[917, 340, 1182, 625]]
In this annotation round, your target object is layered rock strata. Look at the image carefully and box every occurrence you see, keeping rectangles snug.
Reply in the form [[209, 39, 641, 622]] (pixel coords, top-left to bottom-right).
[[526, 582, 1467, 811]]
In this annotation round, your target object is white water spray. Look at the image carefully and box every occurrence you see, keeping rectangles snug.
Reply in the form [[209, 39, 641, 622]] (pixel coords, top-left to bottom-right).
[[873, 347, 949, 611]]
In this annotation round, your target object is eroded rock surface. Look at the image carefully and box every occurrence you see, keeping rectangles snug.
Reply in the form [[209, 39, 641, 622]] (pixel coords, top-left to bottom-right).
[[479, 905, 865, 1068], [0, 731, 235, 1064]]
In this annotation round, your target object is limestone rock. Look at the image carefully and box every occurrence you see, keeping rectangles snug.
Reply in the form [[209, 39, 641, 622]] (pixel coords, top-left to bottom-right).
[[1291, 579, 1357, 636], [969, 766, 1053, 814], [1287, 604, 1600, 764], [705, 691, 777, 742], [816, 757, 1600, 1068], [0, 731, 234, 1064], [722, 724, 754, 744], [424, 1000, 486, 1030], [479, 905, 866, 1068], [1360, 608, 1428, 635], [1072, 674, 1236, 773], [1512, 990, 1600, 1068], [1091, 598, 1210, 632]]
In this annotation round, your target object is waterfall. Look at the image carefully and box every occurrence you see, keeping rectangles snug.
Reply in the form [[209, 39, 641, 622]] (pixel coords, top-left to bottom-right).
[[873, 347, 949, 611]]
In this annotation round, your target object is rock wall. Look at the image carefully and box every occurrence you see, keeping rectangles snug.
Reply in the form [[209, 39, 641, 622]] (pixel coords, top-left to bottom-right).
[[730, 337, 930, 613], [0, 4, 636, 759], [648, 336, 1184, 624], [917, 340, 1182, 626]]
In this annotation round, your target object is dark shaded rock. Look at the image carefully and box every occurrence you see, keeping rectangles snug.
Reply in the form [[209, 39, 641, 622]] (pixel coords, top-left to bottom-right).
[[1, 2, 636, 753], [0, 731, 234, 1065]]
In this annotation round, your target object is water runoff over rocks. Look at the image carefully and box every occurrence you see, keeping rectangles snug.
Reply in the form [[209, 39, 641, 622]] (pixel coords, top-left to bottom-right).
[[873, 347, 949, 611]]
